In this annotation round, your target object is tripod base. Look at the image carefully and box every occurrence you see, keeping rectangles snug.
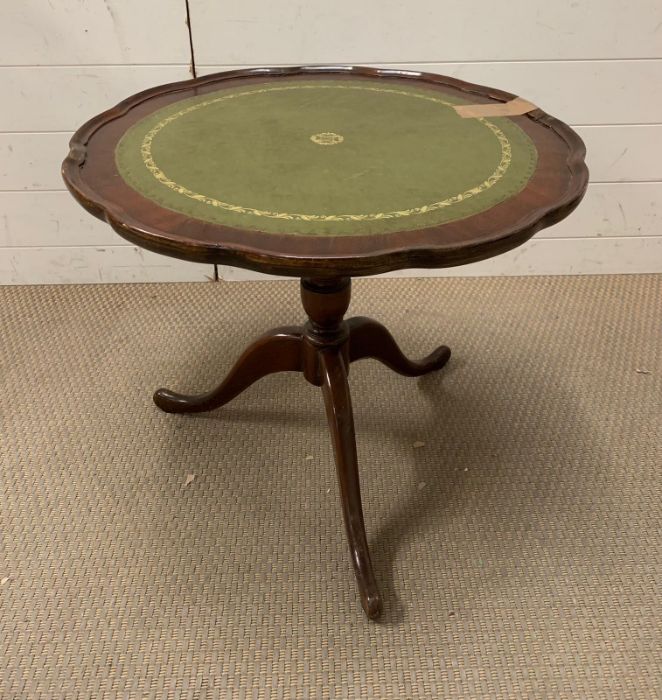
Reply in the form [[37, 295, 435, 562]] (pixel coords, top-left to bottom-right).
[[154, 278, 450, 619]]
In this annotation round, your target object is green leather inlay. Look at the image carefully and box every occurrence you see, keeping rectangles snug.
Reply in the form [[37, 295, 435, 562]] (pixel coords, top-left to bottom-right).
[[115, 79, 538, 236]]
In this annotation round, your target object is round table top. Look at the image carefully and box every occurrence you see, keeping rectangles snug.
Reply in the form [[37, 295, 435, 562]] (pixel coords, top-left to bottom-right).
[[62, 66, 588, 278]]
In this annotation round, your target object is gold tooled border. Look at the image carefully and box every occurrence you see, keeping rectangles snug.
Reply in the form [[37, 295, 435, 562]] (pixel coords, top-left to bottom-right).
[[139, 84, 513, 222]]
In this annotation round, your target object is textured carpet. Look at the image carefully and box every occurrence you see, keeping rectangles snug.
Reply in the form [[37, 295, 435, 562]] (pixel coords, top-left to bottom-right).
[[1, 275, 660, 699]]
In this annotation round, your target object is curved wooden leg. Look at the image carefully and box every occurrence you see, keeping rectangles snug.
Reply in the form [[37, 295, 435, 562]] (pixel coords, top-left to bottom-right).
[[319, 348, 382, 619], [154, 326, 304, 413], [347, 316, 450, 376]]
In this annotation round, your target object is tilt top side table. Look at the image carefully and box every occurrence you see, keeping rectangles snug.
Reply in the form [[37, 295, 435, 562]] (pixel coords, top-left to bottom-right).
[[62, 66, 588, 619]]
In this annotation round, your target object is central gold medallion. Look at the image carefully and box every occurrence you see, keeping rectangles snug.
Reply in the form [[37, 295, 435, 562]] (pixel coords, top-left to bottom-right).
[[310, 132, 344, 146]]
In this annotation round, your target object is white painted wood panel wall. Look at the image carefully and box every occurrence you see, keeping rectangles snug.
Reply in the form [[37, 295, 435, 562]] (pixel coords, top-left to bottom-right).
[[0, 0, 211, 284], [1, 0, 661, 283]]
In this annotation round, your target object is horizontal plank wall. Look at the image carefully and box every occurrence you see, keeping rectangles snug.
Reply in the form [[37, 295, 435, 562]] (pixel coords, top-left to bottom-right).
[[190, 1, 662, 64], [2, 1, 662, 282], [2, 0, 193, 65], [193, 0, 662, 279], [0, 1, 211, 284]]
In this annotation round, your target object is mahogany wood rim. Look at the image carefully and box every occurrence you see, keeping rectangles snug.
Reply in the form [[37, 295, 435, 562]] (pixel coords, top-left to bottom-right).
[[62, 65, 589, 278]]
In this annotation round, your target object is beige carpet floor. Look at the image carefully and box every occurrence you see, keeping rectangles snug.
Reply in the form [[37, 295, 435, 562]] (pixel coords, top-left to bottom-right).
[[1, 275, 661, 699]]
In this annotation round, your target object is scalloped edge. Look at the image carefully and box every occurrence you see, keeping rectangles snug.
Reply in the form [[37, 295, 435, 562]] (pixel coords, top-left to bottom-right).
[[62, 65, 589, 278]]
